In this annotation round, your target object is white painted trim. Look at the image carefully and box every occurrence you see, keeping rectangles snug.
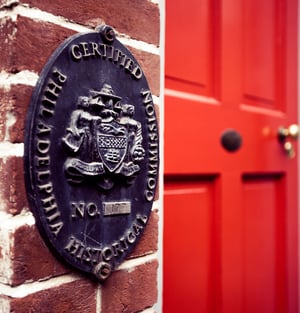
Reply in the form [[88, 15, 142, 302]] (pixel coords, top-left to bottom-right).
[[298, 0, 300, 310]]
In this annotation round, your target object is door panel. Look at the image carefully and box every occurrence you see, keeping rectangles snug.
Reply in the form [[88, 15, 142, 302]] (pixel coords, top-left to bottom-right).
[[164, 177, 220, 313], [242, 175, 284, 313], [164, 0, 298, 312], [243, 0, 276, 104], [165, 0, 220, 96]]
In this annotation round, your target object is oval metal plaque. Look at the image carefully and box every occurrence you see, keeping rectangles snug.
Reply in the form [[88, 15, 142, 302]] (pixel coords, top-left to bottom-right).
[[24, 25, 159, 281]]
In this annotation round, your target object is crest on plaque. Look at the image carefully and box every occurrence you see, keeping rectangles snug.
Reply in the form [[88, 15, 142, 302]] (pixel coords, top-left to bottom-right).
[[62, 83, 145, 190], [24, 25, 159, 281]]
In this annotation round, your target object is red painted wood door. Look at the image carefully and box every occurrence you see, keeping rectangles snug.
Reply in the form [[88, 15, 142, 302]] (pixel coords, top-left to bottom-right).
[[163, 1, 298, 313]]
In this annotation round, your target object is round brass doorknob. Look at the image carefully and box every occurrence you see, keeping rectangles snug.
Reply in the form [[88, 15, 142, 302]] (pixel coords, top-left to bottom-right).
[[278, 124, 299, 142], [278, 124, 299, 158]]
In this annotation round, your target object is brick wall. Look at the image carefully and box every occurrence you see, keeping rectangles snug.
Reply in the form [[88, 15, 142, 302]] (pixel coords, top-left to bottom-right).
[[0, 1, 162, 312]]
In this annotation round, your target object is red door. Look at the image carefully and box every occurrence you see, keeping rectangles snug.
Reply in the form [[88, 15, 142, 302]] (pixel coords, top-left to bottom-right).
[[163, 1, 298, 313]]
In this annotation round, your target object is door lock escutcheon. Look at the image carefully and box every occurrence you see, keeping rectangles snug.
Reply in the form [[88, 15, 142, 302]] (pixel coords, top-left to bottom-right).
[[278, 124, 299, 158]]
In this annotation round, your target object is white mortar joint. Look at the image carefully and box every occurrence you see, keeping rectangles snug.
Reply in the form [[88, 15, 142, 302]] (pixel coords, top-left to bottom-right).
[[0, 273, 82, 298], [0, 3, 159, 55], [117, 252, 158, 272]]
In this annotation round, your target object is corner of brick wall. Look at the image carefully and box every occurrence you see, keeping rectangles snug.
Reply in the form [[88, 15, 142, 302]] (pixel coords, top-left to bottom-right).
[[0, 1, 161, 312]]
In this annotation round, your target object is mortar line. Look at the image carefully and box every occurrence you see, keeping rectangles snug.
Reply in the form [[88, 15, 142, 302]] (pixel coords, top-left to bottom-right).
[[0, 273, 82, 298], [96, 285, 102, 313], [0, 4, 159, 55], [140, 307, 156, 313], [0, 142, 24, 157], [0, 70, 38, 87], [117, 252, 158, 271]]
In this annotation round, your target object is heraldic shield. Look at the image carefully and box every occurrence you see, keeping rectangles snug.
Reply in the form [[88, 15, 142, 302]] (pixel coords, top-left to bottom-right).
[[24, 25, 159, 282], [96, 121, 128, 173]]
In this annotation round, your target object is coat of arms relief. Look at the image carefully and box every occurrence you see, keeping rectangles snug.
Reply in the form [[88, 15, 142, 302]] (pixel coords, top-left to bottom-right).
[[63, 83, 145, 190]]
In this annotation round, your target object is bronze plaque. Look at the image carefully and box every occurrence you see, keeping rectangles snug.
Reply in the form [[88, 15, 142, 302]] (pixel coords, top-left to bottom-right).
[[24, 25, 159, 281]]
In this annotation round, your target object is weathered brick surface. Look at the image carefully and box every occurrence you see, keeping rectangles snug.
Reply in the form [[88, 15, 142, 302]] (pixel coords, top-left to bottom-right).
[[0, 157, 27, 215], [0, 210, 158, 286], [0, 85, 33, 143], [128, 210, 158, 259], [0, 16, 75, 73], [8, 279, 98, 313], [2, 209, 157, 286], [130, 48, 160, 96], [22, 0, 160, 45], [102, 260, 158, 313], [11, 224, 69, 286], [0, 16, 160, 94], [0, 16, 15, 72]]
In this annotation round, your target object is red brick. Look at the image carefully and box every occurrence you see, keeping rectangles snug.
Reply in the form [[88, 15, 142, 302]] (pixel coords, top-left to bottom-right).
[[1, 16, 159, 93], [0, 87, 11, 142], [0, 2, 161, 311], [8, 209, 158, 285], [128, 210, 158, 259], [1, 18, 159, 93], [0, 85, 32, 143], [6, 16, 160, 95], [0, 157, 27, 215], [1, 16, 75, 73], [23, 0, 160, 45], [130, 48, 160, 96], [0, 16, 16, 72], [102, 260, 158, 313], [0, 57, 159, 141], [9, 279, 97, 313], [11, 224, 69, 286]]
